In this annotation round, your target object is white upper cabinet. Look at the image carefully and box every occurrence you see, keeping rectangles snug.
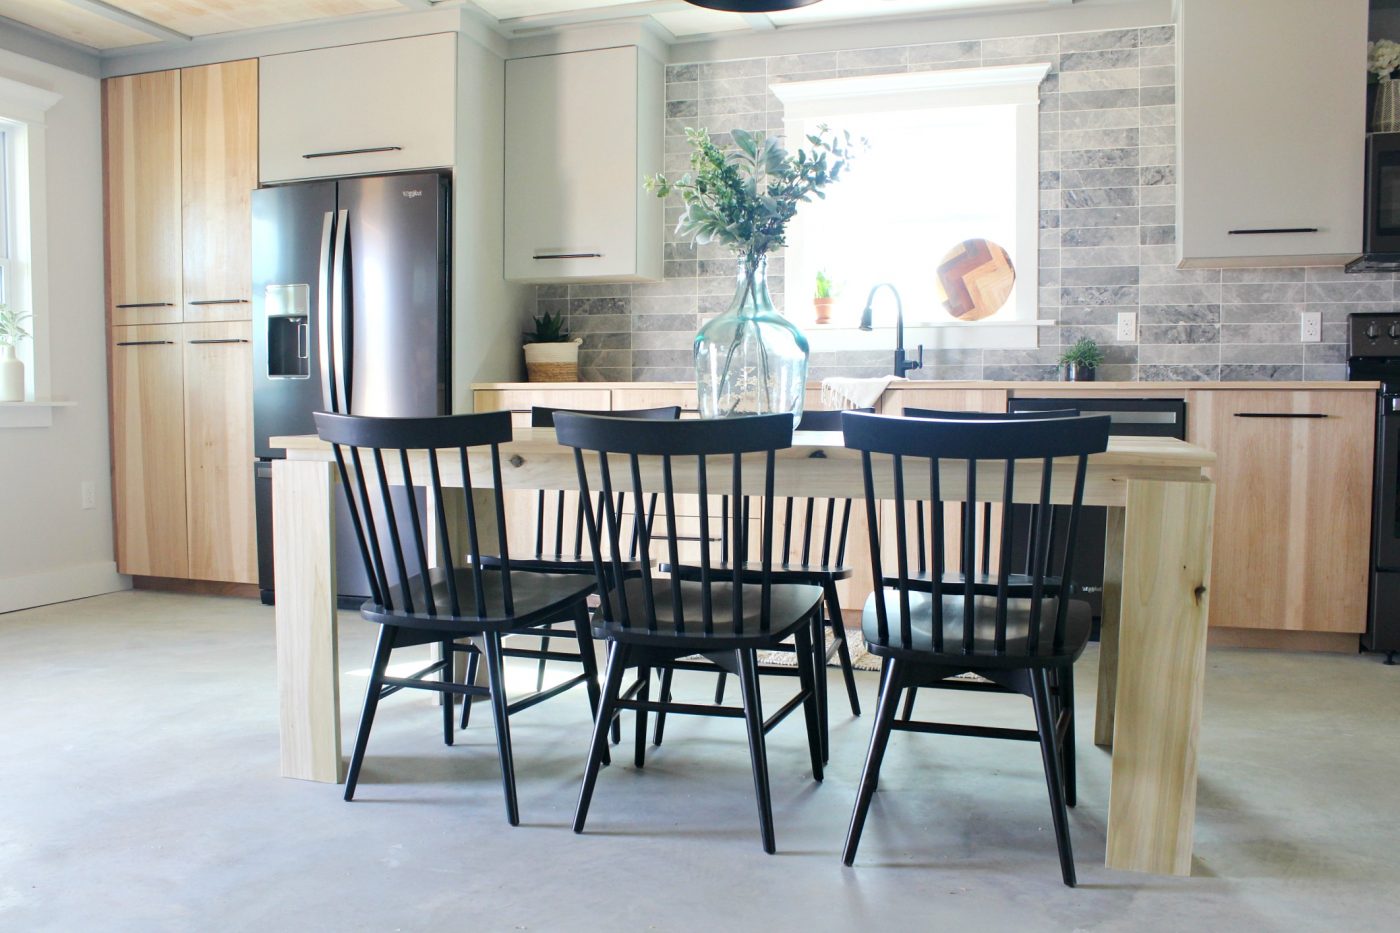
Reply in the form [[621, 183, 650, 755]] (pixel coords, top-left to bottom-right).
[[259, 33, 455, 183], [505, 46, 663, 283], [1177, 0, 1367, 267]]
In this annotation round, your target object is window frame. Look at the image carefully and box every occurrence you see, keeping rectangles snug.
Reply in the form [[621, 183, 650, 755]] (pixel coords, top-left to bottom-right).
[[773, 63, 1052, 351]]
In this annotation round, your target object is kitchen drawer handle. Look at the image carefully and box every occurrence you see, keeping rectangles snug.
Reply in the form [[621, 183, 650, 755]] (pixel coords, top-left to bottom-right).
[[1226, 228, 1320, 235], [302, 146, 403, 159], [533, 252, 603, 260], [189, 298, 249, 306], [116, 340, 175, 347], [1232, 412, 1330, 419], [115, 302, 175, 309], [188, 338, 250, 345]]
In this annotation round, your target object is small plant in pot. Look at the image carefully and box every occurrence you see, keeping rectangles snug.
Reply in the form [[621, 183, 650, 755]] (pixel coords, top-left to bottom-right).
[[813, 269, 836, 325], [0, 304, 33, 402], [1059, 337, 1104, 382], [523, 311, 582, 383]]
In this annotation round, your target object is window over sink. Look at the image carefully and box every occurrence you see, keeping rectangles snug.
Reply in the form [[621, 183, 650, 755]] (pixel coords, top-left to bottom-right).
[[773, 64, 1050, 350]]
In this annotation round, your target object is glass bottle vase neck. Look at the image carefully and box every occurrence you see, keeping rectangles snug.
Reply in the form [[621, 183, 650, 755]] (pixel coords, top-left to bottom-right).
[[731, 255, 772, 318]]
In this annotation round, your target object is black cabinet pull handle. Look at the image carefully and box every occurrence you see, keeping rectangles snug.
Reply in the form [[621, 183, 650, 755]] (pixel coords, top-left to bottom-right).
[[532, 252, 603, 260], [115, 340, 175, 347], [189, 298, 249, 305], [188, 338, 250, 345], [303, 146, 402, 159], [1233, 412, 1330, 419], [1226, 228, 1320, 235], [115, 302, 175, 309]]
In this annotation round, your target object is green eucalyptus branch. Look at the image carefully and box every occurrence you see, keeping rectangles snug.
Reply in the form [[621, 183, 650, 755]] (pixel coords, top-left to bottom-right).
[[646, 125, 862, 262]]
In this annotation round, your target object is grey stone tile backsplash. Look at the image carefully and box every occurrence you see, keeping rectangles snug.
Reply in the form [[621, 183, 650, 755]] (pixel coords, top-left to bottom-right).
[[536, 25, 1380, 384]]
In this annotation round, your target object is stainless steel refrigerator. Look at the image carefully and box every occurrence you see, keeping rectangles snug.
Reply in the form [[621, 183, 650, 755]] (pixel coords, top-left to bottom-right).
[[252, 171, 451, 605]]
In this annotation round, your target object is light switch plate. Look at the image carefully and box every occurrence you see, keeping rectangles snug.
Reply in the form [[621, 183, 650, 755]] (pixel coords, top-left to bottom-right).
[[1116, 311, 1137, 342], [1301, 311, 1322, 343], [80, 481, 95, 510]]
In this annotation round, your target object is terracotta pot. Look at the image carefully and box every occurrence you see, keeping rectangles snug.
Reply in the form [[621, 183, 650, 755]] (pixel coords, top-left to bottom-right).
[[524, 338, 582, 382], [813, 297, 835, 325]]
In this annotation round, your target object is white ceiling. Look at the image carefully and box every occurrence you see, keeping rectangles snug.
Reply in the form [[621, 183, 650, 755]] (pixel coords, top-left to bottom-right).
[[0, 0, 1075, 53]]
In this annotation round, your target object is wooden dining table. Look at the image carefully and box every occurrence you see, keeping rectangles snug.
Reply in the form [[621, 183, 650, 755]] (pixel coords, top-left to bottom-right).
[[270, 426, 1215, 877]]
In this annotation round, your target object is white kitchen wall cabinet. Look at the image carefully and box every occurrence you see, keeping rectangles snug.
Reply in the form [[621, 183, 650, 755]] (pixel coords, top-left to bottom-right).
[[259, 33, 456, 183], [1176, 0, 1367, 267], [505, 46, 663, 283]]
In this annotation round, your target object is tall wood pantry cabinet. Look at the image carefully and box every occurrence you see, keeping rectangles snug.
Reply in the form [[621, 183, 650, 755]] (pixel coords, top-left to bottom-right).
[[105, 59, 258, 584]]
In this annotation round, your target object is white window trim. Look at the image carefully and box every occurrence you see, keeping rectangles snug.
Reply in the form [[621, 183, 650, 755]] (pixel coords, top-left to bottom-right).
[[0, 74, 63, 427], [773, 63, 1051, 352]]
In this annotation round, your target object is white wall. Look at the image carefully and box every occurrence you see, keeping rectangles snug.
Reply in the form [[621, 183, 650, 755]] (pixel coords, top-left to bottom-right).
[[0, 48, 124, 612]]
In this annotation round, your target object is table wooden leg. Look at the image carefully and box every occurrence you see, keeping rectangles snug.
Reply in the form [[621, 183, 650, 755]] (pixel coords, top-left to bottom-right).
[[274, 458, 344, 783], [1105, 478, 1214, 875], [1094, 506, 1125, 748]]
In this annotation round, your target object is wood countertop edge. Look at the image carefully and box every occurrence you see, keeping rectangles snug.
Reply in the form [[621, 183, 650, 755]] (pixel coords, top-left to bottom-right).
[[471, 380, 1380, 392]]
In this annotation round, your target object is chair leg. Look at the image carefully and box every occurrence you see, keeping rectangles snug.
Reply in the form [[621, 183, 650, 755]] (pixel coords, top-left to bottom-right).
[[899, 686, 918, 722], [714, 672, 727, 704], [653, 667, 674, 747], [1031, 668, 1076, 887], [1060, 664, 1077, 808], [842, 657, 905, 866], [812, 613, 830, 764], [536, 623, 553, 692], [441, 640, 455, 747], [483, 632, 520, 827], [572, 603, 609, 767], [634, 666, 651, 769], [736, 648, 776, 854], [794, 619, 824, 783], [575, 642, 627, 835], [459, 645, 479, 729], [344, 626, 395, 802], [823, 579, 861, 717]]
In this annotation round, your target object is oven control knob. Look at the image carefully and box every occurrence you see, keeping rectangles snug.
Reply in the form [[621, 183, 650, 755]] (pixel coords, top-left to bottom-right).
[[1390, 324, 1400, 340], [1367, 323, 1380, 341]]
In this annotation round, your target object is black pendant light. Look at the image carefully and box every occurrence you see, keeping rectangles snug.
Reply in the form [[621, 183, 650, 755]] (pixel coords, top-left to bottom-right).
[[683, 0, 825, 11]]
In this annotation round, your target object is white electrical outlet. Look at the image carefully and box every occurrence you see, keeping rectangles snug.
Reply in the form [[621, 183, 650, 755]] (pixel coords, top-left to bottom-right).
[[1301, 311, 1322, 343], [81, 481, 96, 510], [1116, 311, 1137, 342]]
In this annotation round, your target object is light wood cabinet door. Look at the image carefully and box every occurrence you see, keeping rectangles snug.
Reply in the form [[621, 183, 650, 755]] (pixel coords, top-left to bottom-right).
[[183, 321, 256, 583], [111, 325, 188, 577], [1189, 390, 1374, 632], [182, 60, 257, 323], [105, 70, 182, 326]]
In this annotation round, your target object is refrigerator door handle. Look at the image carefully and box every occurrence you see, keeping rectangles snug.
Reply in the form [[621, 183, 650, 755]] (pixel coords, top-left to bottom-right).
[[317, 211, 337, 412], [331, 208, 352, 413]]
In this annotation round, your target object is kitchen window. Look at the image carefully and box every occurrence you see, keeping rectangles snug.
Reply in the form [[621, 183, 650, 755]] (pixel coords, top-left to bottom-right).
[[774, 64, 1051, 349], [0, 121, 14, 308]]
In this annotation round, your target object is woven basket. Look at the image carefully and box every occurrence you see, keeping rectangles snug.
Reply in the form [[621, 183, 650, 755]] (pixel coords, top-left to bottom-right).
[[524, 338, 581, 383]]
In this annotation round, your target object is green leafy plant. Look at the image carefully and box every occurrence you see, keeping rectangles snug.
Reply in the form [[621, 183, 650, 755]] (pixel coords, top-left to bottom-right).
[[523, 310, 570, 344], [645, 126, 859, 264], [1059, 337, 1104, 368], [814, 269, 835, 300], [0, 305, 33, 347]]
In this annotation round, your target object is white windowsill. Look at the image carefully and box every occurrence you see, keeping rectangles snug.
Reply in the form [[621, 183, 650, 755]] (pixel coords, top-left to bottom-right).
[[804, 320, 1053, 352], [0, 399, 75, 428]]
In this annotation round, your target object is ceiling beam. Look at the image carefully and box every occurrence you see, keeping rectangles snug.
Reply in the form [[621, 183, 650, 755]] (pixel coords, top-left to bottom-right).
[[59, 0, 191, 42]]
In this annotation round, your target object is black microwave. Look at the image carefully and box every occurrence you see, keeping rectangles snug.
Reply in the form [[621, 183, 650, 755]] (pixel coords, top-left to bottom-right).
[[1351, 133, 1400, 271]]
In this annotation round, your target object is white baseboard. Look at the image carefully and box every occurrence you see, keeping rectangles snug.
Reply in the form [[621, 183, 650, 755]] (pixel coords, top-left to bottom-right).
[[0, 561, 131, 614]]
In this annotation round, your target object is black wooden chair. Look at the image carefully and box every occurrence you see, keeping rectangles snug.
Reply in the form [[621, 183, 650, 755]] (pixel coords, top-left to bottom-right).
[[314, 410, 603, 826], [653, 407, 868, 759], [555, 411, 826, 854], [840, 410, 1109, 885], [896, 407, 1080, 724]]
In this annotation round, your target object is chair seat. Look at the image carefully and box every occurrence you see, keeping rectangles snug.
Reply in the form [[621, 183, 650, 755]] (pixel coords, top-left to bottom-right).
[[900, 571, 1066, 596], [861, 588, 1091, 669], [595, 577, 824, 649], [361, 567, 596, 630]]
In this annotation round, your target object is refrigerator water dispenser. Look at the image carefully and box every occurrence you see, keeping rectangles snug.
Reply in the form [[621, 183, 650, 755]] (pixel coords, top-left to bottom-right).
[[265, 284, 310, 379]]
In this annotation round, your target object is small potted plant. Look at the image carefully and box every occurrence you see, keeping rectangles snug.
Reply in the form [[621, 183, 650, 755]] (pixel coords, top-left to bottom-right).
[[0, 304, 32, 402], [522, 310, 582, 382], [1059, 337, 1104, 382], [813, 269, 836, 325]]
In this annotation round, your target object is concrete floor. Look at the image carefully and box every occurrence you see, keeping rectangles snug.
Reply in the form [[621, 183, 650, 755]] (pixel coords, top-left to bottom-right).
[[2, 590, 1397, 932]]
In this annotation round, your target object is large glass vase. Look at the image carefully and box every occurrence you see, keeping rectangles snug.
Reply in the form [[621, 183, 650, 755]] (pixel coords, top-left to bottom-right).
[[694, 256, 810, 419]]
